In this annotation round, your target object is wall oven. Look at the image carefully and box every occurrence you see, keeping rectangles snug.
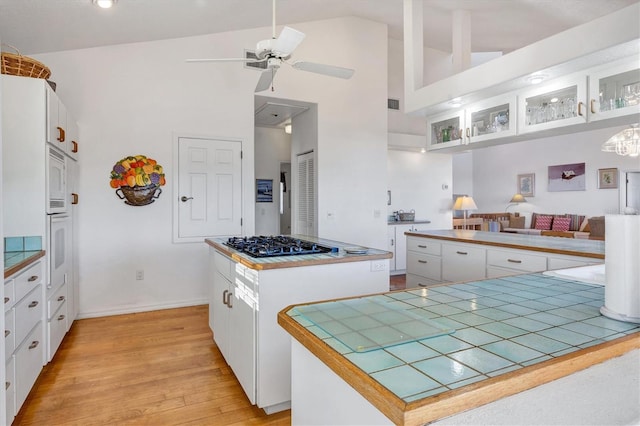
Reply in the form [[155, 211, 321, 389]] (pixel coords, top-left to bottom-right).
[[47, 146, 67, 214], [48, 214, 71, 291]]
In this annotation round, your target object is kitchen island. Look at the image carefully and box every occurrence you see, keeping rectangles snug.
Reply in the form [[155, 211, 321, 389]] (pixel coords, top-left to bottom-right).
[[404, 229, 604, 287], [205, 235, 392, 414], [278, 270, 639, 425]]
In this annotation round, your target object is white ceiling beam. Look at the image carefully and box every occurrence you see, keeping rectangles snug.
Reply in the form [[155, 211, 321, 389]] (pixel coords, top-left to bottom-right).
[[452, 10, 471, 74]]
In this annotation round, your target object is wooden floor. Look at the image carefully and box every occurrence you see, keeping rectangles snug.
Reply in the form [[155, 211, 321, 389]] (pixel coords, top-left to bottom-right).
[[14, 275, 407, 425]]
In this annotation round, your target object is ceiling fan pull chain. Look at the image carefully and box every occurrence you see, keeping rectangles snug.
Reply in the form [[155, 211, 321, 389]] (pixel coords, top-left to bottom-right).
[[272, 0, 276, 39]]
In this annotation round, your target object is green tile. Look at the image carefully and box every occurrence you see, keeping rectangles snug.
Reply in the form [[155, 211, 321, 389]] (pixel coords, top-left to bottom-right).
[[307, 325, 332, 339], [425, 304, 464, 317], [448, 300, 482, 311], [403, 297, 441, 308], [318, 320, 352, 335], [537, 327, 593, 346], [521, 355, 552, 366], [502, 316, 551, 333], [487, 364, 522, 377], [360, 326, 406, 346], [560, 322, 620, 339], [512, 333, 571, 354], [24, 236, 42, 251], [473, 297, 507, 308], [371, 365, 440, 398], [453, 327, 502, 346], [428, 293, 461, 304], [546, 307, 595, 321], [515, 299, 558, 311], [404, 386, 448, 402], [511, 290, 545, 300], [481, 340, 545, 363], [341, 315, 383, 330], [333, 331, 376, 351], [413, 356, 480, 385], [385, 341, 439, 363], [371, 310, 415, 325], [490, 293, 528, 304], [406, 308, 440, 319], [476, 322, 527, 339], [495, 304, 537, 316], [427, 316, 467, 330], [450, 348, 514, 374], [475, 307, 518, 321], [345, 349, 404, 373], [555, 293, 594, 304], [4, 237, 23, 252], [324, 338, 352, 355], [583, 316, 640, 333], [419, 334, 472, 354], [448, 375, 487, 389], [525, 312, 573, 326], [446, 290, 479, 300], [448, 312, 494, 327]]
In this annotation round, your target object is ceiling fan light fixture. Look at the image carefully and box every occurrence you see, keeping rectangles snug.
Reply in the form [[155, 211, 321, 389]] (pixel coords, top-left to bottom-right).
[[93, 0, 117, 8]]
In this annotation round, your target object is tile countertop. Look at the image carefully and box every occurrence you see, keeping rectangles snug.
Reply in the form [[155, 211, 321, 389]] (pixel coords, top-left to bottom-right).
[[388, 220, 431, 226], [278, 272, 639, 425], [406, 229, 605, 259], [205, 235, 392, 271], [4, 250, 45, 278]]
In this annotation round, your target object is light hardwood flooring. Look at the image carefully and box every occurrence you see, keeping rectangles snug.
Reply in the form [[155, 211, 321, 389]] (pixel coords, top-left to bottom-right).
[[13, 305, 290, 425], [14, 275, 407, 425]]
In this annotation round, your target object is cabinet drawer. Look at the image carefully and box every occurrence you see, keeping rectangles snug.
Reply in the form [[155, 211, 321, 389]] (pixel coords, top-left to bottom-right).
[[14, 261, 43, 303], [6, 355, 16, 424], [407, 251, 442, 281], [406, 273, 443, 288], [442, 243, 486, 283], [5, 310, 15, 360], [4, 279, 15, 312], [47, 282, 67, 320], [15, 321, 44, 413], [14, 285, 43, 346], [548, 256, 598, 270], [48, 303, 68, 361], [487, 249, 547, 272], [407, 237, 441, 256], [214, 251, 233, 282], [487, 266, 523, 279]]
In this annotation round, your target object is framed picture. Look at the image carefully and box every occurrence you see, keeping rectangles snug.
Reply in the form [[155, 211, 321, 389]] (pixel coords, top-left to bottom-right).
[[517, 173, 535, 197], [256, 179, 273, 202], [598, 168, 618, 189], [548, 162, 586, 192]]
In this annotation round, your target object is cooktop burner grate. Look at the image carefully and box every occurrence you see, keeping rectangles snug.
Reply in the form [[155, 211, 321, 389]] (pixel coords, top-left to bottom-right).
[[224, 236, 339, 258]]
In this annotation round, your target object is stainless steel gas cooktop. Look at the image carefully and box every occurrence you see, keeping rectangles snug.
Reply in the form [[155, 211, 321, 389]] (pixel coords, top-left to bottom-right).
[[224, 235, 339, 258]]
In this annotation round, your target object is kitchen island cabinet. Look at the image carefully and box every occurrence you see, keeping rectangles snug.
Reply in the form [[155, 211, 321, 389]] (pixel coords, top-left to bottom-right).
[[406, 230, 604, 288], [206, 236, 391, 414], [278, 270, 639, 425], [388, 220, 431, 274]]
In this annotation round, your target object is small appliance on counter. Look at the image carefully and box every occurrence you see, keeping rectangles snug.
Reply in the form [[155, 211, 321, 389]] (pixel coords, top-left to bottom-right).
[[600, 215, 640, 323]]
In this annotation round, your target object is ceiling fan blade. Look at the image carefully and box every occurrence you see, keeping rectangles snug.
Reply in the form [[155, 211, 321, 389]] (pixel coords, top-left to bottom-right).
[[272, 26, 306, 57], [185, 57, 266, 63], [292, 61, 354, 79], [255, 68, 277, 92]]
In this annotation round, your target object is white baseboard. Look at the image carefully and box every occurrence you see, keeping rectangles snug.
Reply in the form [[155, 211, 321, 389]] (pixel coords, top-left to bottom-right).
[[76, 298, 209, 319]]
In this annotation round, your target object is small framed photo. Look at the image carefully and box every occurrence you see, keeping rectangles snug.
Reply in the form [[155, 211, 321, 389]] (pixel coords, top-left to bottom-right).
[[256, 179, 273, 202], [517, 173, 535, 197], [598, 168, 618, 189]]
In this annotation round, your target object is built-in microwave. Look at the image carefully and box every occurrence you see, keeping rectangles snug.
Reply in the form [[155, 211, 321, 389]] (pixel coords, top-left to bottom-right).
[[47, 146, 67, 214]]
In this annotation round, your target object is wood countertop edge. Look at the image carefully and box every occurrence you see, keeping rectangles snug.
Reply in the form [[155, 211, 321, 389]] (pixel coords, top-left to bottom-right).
[[205, 239, 392, 270], [4, 250, 46, 279], [405, 232, 605, 260], [279, 306, 639, 426]]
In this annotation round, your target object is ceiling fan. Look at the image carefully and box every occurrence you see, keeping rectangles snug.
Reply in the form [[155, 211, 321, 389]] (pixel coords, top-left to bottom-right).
[[186, 0, 355, 92]]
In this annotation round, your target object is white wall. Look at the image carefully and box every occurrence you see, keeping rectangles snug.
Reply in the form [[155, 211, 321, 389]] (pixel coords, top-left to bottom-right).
[[471, 125, 640, 226], [387, 150, 453, 229], [255, 126, 290, 235], [33, 16, 388, 317]]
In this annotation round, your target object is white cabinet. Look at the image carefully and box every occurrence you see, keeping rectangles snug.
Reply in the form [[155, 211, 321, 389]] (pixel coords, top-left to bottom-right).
[[441, 242, 486, 283], [389, 224, 425, 273], [465, 93, 517, 144], [47, 85, 80, 160], [406, 237, 442, 288], [588, 57, 640, 122], [4, 260, 45, 424], [426, 110, 465, 151]]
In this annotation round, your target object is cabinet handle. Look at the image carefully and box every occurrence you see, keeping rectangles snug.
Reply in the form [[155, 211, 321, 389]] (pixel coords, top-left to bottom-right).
[[28, 300, 39, 308], [577, 101, 584, 116], [57, 126, 66, 142], [5, 382, 9, 390], [418, 260, 427, 264], [222, 289, 229, 306], [58, 315, 66, 321], [390, 238, 394, 246], [5, 330, 10, 337], [418, 283, 428, 287], [507, 259, 522, 264], [417, 244, 427, 248], [456, 251, 468, 255], [28, 275, 38, 282], [57, 295, 66, 302], [590, 99, 596, 114], [72, 140, 78, 153], [227, 292, 233, 308], [466, 128, 470, 138], [28, 341, 39, 350], [72, 193, 79, 205], [4, 297, 9, 304]]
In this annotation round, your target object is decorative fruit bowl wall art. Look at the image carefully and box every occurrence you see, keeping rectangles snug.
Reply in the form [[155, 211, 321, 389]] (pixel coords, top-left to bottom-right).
[[110, 155, 166, 206]]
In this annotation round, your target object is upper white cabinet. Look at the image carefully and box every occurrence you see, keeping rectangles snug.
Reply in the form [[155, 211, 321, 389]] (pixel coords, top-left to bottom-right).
[[518, 73, 588, 134], [588, 58, 640, 122], [465, 93, 517, 144], [426, 110, 465, 151], [46, 85, 79, 160]]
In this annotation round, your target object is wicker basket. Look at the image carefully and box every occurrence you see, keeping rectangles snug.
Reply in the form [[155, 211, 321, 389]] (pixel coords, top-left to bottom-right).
[[115, 184, 162, 206], [1, 44, 51, 79]]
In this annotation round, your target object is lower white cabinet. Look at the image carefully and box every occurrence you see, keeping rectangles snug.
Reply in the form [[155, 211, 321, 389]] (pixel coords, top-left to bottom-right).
[[47, 282, 68, 360], [389, 223, 428, 274], [15, 321, 44, 411], [5, 356, 15, 426], [442, 243, 486, 283]]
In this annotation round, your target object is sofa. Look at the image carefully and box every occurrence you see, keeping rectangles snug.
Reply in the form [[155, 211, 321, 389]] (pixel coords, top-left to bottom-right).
[[469, 213, 603, 239]]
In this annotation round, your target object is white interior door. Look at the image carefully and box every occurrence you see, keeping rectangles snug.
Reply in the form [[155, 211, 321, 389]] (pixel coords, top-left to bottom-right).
[[624, 171, 640, 212], [175, 137, 242, 242], [295, 151, 315, 236]]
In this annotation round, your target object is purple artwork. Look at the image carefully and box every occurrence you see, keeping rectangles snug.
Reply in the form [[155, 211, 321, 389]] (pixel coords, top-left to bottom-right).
[[548, 162, 586, 192]]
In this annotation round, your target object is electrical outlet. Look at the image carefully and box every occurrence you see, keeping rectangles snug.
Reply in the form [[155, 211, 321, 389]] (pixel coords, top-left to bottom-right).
[[370, 260, 387, 272], [136, 270, 144, 280]]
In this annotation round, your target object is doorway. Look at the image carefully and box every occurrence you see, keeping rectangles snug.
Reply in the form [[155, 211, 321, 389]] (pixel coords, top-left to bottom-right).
[[621, 170, 640, 213], [279, 162, 291, 234]]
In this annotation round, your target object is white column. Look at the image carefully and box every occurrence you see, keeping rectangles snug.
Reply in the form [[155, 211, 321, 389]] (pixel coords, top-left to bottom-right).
[[451, 9, 471, 73], [403, 0, 423, 94]]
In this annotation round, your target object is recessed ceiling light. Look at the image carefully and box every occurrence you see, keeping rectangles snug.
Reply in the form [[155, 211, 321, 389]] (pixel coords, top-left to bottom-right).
[[448, 98, 462, 108], [527, 73, 547, 85], [93, 0, 117, 9]]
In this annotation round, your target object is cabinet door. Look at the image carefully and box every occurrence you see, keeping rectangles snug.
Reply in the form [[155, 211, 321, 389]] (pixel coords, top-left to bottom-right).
[[211, 271, 230, 359], [426, 110, 465, 151], [442, 243, 486, 283], [518, 73, 588, 134], [465, 93, 517, 144], [387, 226, 397, 271], [15, 321, 44, 413], [588, 57, 640, 122], [46, 87, 67, 152], [394, 224, 413, 272], [66, 117, 79, 160], [228, 282, 256, 404]]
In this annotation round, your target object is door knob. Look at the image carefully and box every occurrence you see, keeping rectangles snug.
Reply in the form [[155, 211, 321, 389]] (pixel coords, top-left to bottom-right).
[[181, 196, 194, 202]]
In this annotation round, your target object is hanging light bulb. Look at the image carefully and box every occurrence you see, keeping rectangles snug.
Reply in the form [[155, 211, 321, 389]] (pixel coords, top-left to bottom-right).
[[602, 125, 640, 157]]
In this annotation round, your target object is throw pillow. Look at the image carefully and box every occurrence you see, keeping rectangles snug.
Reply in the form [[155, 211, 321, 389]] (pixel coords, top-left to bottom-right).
[[565, 214, 586, 232], [579, 217, 590, 232], [509, 216, 525, 229], [552, 217, 571, 232], [534, 215, 553, 230]]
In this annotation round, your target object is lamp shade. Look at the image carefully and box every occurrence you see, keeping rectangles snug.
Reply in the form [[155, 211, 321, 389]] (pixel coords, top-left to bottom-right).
[[454, 196, 478, 211], [509, 193, 527, 203]]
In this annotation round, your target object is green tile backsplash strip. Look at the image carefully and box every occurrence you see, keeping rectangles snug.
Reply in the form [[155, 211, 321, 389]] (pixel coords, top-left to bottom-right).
[[289, 273, 640, 403], [4, 236, 42, 252]]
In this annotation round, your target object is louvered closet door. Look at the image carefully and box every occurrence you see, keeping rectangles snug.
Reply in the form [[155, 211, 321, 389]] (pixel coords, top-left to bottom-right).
[[296, 151, 315, 236]]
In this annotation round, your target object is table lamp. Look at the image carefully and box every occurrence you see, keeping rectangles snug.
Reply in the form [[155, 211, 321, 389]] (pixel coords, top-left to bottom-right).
[[506, 193, 527, 212], [453, 196, 478, 228]]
